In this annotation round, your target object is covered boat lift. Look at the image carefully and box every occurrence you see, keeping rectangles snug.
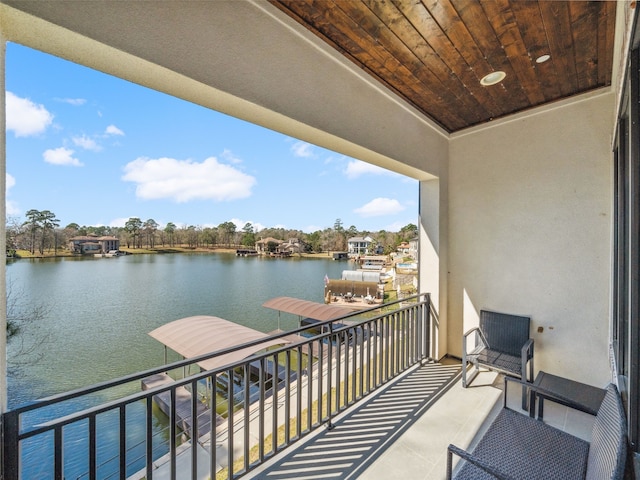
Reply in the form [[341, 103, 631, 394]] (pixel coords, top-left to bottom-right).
[[144, 316, 292, 441], [148, 315, 290, 371], [262, 296, 353, 322], [262, 296, 357, 336]]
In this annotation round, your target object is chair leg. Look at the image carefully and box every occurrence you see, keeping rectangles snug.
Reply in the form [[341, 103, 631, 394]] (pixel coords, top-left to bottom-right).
[[521, 383, 529, 411], [461, 340, 468, 388], [462, 363, 479, 388], [462, 364, 467, 388], [522, 360, 534, 410]]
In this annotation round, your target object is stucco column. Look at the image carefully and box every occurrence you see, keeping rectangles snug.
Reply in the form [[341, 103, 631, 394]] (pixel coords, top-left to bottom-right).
[[419, 177, 447, 360]]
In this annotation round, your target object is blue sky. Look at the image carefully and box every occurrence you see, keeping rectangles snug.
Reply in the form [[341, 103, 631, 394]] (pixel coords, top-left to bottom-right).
[[5, 43, 418, 233]]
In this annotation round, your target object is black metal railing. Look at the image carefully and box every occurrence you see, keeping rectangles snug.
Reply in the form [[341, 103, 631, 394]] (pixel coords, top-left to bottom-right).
[[2, 293, 435, 480]]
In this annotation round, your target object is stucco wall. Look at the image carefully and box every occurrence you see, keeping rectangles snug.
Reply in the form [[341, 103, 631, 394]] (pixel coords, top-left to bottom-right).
[[445, 91, 614, 385]]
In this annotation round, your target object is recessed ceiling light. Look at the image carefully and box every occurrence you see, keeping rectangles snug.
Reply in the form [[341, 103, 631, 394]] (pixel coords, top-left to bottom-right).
[[536, 54, 551, 64], [480, 71, 506, 86]]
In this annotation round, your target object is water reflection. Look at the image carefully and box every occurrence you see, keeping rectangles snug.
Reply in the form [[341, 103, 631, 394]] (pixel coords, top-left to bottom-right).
[[7, 253, 348, 478]]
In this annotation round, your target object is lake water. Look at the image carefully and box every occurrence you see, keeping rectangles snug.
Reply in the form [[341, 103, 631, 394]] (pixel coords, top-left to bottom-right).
[[7, 252, 349, 408], [6, 253, 352, 478]]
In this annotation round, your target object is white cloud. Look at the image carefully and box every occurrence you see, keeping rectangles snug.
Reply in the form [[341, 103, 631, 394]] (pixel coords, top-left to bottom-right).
[[303, 224, 322, 233], [345, 160, 393, 179], [57, 98, 86, 106], [221, 149, 242, 165], [6, 91, 54, 137], [291, 142, 315, 158], [105, 124, 124, 136], [230, 218, 266, 231], [354, 197, 405, 217], [6, 173, 19, 216], [109, 217, 129, 228], [6, 201, 19, 216], [385, 220, 411, 232], [43, 147, 83, 167], [122, 156, 256, 203], [73, 134, 101, 151]]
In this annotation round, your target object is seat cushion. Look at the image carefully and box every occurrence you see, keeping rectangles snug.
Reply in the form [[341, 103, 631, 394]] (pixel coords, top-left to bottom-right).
[[468, 347, 522, 377], [454, 409, 589, 480]]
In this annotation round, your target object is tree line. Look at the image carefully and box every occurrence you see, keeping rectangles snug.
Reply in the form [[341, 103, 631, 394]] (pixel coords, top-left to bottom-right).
[[6, 210, 419, 255]]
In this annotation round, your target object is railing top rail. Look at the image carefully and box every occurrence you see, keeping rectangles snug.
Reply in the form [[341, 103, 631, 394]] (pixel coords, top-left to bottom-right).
[[7, 293, 429, 418]]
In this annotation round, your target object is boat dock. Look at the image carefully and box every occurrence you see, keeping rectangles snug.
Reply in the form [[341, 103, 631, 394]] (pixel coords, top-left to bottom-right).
[[236, 249, 258, 256], [141, 373, 223, 439]]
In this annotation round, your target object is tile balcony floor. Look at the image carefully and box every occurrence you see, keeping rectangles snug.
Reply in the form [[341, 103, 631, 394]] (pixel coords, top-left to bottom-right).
[[245, 360, 597, 480]]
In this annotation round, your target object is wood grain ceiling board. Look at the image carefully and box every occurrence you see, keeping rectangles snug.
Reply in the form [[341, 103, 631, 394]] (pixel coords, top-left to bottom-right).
[[269, 0, 617, 133]]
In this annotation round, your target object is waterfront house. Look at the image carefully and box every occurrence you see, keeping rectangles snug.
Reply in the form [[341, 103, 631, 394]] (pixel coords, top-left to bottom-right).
[[396, 241, 411, 256], [69, 235, 120, 255], [408, 237, 418, 260], [347, 236, 373, 257], [255, 237, 282, 254], [396, 238, 419, 261], [1, 1, 639, 478], [276, 238, 306, 255]]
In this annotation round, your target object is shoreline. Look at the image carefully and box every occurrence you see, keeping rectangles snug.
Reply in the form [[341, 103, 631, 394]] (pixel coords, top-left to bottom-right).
[[7, 247, 342, 260]]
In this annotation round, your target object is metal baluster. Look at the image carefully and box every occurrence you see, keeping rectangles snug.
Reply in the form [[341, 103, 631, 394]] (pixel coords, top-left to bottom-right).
[[191, 379, 198, 480], [170, 389, 177, 480], [146, 396, 153, 480], [119, 405, 127, 480], [210, 373, 217, 478], [258, 359, 265, 463], [89, 414, 97, 480], [54, 425, 63, 480], [243, 365, 250, 473], [226, 369, 234, 478]]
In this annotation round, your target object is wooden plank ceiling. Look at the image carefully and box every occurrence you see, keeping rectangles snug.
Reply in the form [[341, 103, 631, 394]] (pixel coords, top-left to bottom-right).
[[269, 0, 617, 133]]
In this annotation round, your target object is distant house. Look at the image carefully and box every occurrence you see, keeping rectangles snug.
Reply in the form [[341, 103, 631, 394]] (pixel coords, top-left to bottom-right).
[[255, 237, 283, 254], [396, 238, 418, 260], [397, 242, 411, 255], [347, 236, 373, 257], [277, 238, 306, 255], [408, 237, 418, 259], [69, 235, 120, 255]]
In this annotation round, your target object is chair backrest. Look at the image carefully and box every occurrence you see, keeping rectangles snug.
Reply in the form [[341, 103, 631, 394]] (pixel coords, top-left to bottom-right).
[[479, 310, 530, 356], [585, 384, 627, 480]]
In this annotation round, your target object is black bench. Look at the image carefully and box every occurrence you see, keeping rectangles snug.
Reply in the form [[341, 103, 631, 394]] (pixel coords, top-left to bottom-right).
[[447, 377, 627, 480]]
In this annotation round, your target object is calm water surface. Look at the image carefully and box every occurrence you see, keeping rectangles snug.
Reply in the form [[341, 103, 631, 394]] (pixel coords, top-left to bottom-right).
[[7, 252, 348, 407], [5, 253, 352, 479]]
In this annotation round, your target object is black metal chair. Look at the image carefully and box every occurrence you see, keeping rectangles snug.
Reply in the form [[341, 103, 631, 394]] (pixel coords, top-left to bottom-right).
[[462, 310, 534, 407]]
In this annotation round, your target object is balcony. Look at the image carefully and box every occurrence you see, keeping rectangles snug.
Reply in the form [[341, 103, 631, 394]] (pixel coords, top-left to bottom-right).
[[3, 289, 600, 479], [3, 294, 451, 480], [1, 1, 638, 478], [243, 360, 500, 480]]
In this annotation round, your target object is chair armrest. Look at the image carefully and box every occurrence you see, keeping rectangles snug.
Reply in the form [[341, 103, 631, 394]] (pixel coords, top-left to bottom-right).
[[462, 326, 480, 339], [447, 444, 515, 480], [503, 376, 597, 416], [520, 338, 534, 360], [520, 339, 534, 383], [463, 327, 488, 352]]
